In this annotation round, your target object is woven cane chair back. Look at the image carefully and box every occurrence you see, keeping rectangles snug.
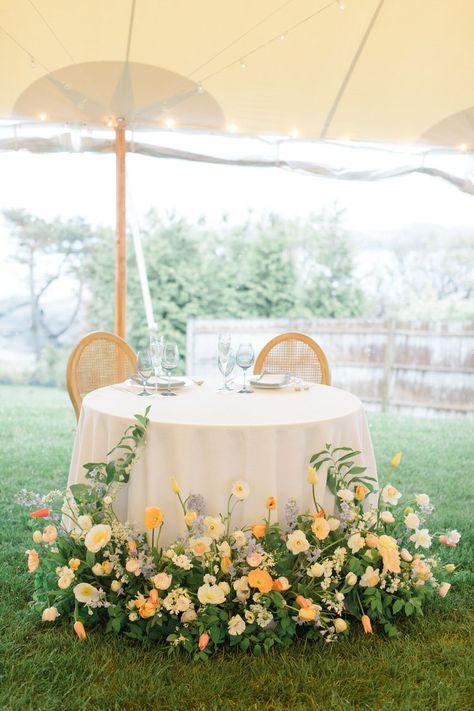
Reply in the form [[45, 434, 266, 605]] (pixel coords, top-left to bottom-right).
[[67, 331, 136, 419], [254, 332, 330, 384]]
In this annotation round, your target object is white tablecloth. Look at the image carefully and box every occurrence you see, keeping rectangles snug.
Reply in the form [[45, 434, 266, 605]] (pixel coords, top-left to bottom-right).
[[68, 380, 377, 544]]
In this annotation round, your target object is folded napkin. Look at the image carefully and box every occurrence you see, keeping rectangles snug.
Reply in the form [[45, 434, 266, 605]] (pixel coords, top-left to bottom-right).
[[251, 373, 289, 386]]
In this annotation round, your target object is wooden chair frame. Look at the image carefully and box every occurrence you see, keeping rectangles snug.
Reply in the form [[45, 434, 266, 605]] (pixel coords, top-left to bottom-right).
[[66, 331, 136, 419], [254, 332, 331, 385]]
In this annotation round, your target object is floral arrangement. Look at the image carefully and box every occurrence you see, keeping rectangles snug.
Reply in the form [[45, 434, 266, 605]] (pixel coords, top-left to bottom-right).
[[20, 410, 461, 658]]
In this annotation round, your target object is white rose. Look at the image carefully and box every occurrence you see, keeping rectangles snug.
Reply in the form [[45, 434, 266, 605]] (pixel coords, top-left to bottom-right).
[[307, 562, 324, 578], [111, 580, 122, 592], [42, 606, 60, 622], [337, 488, 354, 503], [335, 592, 345, 602], [400, 548, 413, 562], [128, 612, 138, 621], [218, 541, 231, 558], [125, 558, 140, 573], [58, 574, 73, 589], [348, 533, 365, 554], [181, 609, 197, 623], [218, 581, 230, 595], [103, 495, 112, 506], [232, 530, 247, 548], [415, 494, 430, 507], [345, 572, 357, 586], [152, 572, 172, 590], [447, 530, 461, 545], [32, 531, 43, 544], [380, 511, 395, 524], [77, 515, 92, 532], [91, 563, 103, 576], [286, 530, 310, 555], [328, 517, 340, 531], [404, 512, 420, 530]]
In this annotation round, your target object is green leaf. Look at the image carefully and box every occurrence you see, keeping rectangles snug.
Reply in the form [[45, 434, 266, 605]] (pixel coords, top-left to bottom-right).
[[337, 450, 361, 463], [86, 550, 95, 567], [405, 602, 414, 616], [69, 483, 90, 502]]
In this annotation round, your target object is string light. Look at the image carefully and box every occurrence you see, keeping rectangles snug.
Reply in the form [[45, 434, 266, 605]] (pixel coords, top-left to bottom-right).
[[227, 123, 238, 133], [459, 143, 468, 152], [38, 113, 47, 121], [197, 84, 204, 94], [106, 117, 115, 127], [280, 33, 287, 41], [290, 128, 300, 139], [240, 59, 247, 69], [164, 117, 176, 128], [338, 0, 345, 10]]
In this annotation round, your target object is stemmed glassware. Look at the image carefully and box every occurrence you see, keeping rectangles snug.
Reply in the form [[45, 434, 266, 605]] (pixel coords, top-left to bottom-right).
[[236, 343, 255, 394], [161, 342, 179, 397], [218, 348, 235, 392], [150, 335, 164, 395], [136, 350, 153, 396]]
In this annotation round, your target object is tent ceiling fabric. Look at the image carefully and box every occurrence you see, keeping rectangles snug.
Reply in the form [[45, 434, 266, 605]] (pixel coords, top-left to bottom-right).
[[1, 0, 474, 148]]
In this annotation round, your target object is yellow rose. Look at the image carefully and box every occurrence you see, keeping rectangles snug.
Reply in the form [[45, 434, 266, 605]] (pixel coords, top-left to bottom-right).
[[355, 485, 368, 501], [391, 452, 402, 468], [69, 558, 81, 571], [311, 516, 330, 540], [298, 606, 318, 622], [184, 511, 197, 526]]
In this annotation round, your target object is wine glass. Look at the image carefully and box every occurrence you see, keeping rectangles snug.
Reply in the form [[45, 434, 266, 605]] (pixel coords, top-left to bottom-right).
[[218, 348, 235, 392], [161, 342, 179, 397], [150, 335, 164, 395], [236, 343, 254, 393], [217, 333, 231, 361], [136, 350, 153, 396]]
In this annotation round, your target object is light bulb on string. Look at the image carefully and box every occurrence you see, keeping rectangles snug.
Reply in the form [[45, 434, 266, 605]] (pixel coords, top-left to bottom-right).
[[227, 123, 238, 133], [280, 33, 287, 41], [197, 84, 204, 94], [338, 0, 345, 10], [290, 128, 300, 139], [29, 55, 37, 69], [240, 59, 247, 69], [164, 117, 176, 128]]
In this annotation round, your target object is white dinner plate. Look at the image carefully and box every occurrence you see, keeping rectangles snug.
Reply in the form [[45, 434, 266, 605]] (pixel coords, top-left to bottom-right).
[[249, 374, 291, 389]]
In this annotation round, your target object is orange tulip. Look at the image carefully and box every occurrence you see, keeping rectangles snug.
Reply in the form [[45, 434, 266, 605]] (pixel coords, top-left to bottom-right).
[[221, 556, 232, 574], [265, 496, 277, 510], [144, 506, 164, 529], [252, 524, 266, 539], [198, 633, 210, 651], [73, 621, 87, 641], [361, 615, 373, 634], [273, 579, 284, 592], [295, 594, 311, 609], [314, 510, 326, 518], [247, 568, 273, 593], [149, 588, 159, 605], [30, 508, 50, 518]]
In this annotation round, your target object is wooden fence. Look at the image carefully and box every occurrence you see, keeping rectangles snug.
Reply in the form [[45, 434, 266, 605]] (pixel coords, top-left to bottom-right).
[[186, 319, 474, 417]]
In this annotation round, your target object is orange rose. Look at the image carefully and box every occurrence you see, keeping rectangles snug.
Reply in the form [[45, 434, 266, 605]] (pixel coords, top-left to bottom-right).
[[198, 632, 210, 651], [252, 524, 266, 539], [68, 558, 81, 571], [298, 606, 317, 622], [138, 600, 158, 619], [221, 556, 232, 574], [247, 568, 273, 593], [355, 485, 368, 501], [73, 621, 87, 641], [361, 615, 373, 634], [144, 506, 164, 529], [265, 496, 277, 510]]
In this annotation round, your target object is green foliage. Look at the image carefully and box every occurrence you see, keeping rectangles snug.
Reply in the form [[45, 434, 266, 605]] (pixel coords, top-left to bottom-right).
[[1, 386, 473, 710], [84, 210, 364, 360]]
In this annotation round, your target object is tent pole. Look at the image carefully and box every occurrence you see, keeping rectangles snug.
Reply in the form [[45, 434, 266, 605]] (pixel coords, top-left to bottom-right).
[[114, 119, 127, 339]]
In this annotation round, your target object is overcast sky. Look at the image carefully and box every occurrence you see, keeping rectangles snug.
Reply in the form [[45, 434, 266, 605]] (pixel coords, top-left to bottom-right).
[[1, 147, 473, 299]]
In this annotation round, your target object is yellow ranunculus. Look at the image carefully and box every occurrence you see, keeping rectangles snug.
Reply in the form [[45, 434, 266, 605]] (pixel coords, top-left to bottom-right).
[[390, 452, 402, 468], [311, 516, 330, 541], [144, 506, 164, 529], [355, 484, 368, 501], [377, 534, 401, 574]]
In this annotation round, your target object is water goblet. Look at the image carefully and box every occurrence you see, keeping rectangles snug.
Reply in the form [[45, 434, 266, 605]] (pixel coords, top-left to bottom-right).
[[150, 335, 164, 394], [136, 350, 153, 396], [217, 333, 231, 361], [161, 342, 179, 397], [236, 343, 254, 393], [218, 348, 235, 392]]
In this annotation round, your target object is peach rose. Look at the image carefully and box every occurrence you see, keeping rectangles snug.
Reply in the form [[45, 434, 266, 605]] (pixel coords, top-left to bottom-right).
[[273, 576, 290, 592], [365, 533, 378, 548], [355, 484, 368, 501], [246, 552, 263, 567], [26, 549, 39, 573], [42, 525, 58, 543]]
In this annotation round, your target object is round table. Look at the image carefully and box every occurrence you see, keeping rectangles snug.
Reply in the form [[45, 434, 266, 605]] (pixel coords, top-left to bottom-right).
[[68, 380, 377, 544]]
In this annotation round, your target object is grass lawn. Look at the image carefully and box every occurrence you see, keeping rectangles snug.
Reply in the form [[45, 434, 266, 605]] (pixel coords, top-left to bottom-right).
[[0, 384, 473, 711]]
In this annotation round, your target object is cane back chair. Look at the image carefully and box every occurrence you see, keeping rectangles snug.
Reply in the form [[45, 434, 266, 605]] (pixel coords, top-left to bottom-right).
[[67, 331, 136, 419], [254, 332, 330, 384]]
